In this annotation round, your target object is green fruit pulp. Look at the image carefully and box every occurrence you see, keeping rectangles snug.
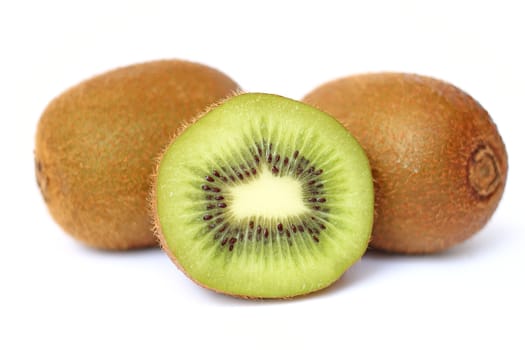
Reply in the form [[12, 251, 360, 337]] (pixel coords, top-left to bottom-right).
[[155, 93, 374, 298]]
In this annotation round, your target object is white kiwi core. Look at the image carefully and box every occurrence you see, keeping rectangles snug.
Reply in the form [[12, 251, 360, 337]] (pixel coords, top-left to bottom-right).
[[228, 169, 307, 219]]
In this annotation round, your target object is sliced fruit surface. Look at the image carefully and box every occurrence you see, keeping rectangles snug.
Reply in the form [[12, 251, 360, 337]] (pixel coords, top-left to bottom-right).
[[154, 93, 374, 298]]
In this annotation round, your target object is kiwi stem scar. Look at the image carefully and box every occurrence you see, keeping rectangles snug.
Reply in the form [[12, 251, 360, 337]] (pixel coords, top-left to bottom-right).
[[468, 144, 501, 199]]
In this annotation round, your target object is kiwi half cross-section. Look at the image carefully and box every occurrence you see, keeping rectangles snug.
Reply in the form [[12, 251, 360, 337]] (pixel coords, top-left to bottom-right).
[[152, 93, 374, 298]]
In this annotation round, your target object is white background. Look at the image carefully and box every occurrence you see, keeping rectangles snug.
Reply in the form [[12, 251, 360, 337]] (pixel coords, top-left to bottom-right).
[[2, 1, 524, 349]]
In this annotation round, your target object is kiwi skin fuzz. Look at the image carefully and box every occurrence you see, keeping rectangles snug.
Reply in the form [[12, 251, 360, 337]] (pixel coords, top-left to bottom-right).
[[35, 60, 240, 250], [303, 73, 508, 254]]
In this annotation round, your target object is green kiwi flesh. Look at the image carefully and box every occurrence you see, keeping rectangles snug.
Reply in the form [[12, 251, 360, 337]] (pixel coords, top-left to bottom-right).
[[303, 73, 508, 254], [35, 60, 239, 250], [153, 93, 374, 298]]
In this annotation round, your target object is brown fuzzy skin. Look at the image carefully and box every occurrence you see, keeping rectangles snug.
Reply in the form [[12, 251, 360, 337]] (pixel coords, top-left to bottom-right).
[[303, 73, 508, 254], [35, 60, 240, 250]]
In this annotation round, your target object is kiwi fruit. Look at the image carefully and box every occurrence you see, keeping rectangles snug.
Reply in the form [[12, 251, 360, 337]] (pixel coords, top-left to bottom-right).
[[303, 72, 508, 254], [35, 59, 240, 250], [152, 93, 374, 298]]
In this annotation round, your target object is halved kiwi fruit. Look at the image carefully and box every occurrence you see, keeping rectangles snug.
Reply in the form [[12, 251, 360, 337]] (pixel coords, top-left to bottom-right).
[[303, 73, 508, 254], [152, 93, 374, 298], [35, 59, 239, 250]]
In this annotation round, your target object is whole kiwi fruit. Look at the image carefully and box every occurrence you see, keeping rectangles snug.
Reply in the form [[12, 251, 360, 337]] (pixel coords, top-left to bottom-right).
[[303, 72, 508, 254], [152, 93, 374, 298], [35, 59, 240, 250]]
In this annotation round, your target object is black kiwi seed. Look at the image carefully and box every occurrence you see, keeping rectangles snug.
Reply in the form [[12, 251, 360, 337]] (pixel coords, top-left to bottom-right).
[[197, 140, 330, 252]]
